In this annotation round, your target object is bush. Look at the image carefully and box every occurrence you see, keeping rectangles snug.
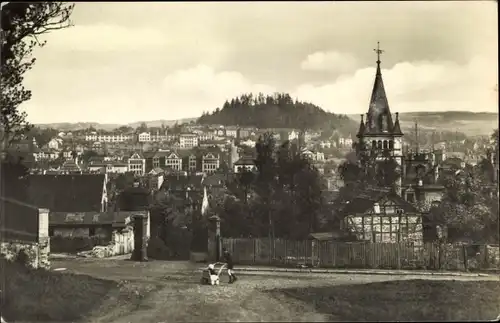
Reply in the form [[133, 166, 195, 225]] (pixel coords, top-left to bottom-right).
[[0, 257, 117, 322], [51, 236, 110, 253], [147, 237, 171, 260]]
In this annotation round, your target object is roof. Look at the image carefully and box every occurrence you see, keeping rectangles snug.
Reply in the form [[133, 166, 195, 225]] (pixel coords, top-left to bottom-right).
[[161, 174, 204, 191], [234, 156, 255, 166], [27, 174, 106, 212], [149, 167, 164, 175], [202, 172, 235, 186], [341, 188, 418, 216], [60, 159, 81, 172], [365, 58, 395, 135], [49, 211, 146, 226]]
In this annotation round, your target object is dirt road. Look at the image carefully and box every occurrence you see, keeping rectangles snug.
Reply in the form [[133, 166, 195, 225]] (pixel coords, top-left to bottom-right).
[[51, 258, 500, 322]]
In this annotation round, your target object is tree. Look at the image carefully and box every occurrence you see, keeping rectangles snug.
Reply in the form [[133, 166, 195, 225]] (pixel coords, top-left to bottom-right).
[[137, 122, 148, 133], [1, 2, 74, 146], [433, 162, 499, 243]]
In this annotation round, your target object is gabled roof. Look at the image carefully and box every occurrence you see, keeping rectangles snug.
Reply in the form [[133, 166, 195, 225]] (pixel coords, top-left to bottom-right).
[[203, 152, 219, 159], [166, 152, 181, 159], [149, 167, 164, 175], [28, 174, 106, 212], [130, 152, 144, 159]]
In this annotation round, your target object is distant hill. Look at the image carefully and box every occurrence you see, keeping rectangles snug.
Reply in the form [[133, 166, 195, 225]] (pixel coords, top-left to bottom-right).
[[197, 93, 357, 133], [35, 118, 197, 131], [348, 111, 498, 137]]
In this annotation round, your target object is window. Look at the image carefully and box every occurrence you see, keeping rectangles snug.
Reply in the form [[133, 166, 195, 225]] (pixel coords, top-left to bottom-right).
[[406, 192, 415, 203], [383, 140, 388, 150], [89, 227, 96, 236], [389, 140, 394, 150]]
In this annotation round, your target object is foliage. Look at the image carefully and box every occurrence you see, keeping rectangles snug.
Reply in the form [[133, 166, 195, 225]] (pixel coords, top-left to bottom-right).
[[0, 154, 30, 200], [197, 92, 356, 131], [338, 144, 399, 191], [25, 126, 58, 147], [80, 150, 99, 164], [432, 156, 499, 243], [1, 2, 74, 145], [214, 132, 327, 239]]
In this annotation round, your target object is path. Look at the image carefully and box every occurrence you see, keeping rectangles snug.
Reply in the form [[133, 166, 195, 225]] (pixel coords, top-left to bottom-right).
[[51, 259, 500, 322]]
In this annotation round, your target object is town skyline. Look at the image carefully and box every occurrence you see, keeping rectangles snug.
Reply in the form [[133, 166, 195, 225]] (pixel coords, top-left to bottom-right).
[[20, 1, 498, 124]]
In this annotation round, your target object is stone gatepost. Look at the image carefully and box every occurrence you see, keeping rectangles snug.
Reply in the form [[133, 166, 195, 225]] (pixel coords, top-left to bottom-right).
[[130, 212, 149, 262], [37, 208, 50, 269], [207, 215, 221, 262]]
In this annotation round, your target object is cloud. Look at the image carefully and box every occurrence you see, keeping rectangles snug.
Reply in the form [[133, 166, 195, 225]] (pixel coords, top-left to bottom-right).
[[300, 51, 358, 73], [293, 55, 498, 115], [40, 24, 168, 52], [161, 64, 276, 117]]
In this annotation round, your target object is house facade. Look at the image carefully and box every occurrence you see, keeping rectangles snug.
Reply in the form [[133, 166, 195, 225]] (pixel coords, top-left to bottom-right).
[[179, 133, 199, 148], [165, 152, 183, 171], [128, 152, 146, 175], [342, 189, 423, 245], [202, 152, 220, 174], [233, 156, 257, 173]]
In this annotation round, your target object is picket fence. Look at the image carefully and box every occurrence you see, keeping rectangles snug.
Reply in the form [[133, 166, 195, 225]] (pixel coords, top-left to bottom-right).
[[221, 238, 500, 271]]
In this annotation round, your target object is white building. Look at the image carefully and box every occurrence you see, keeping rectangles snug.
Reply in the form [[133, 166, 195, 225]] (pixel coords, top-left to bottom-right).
[[179, 133, 199, 148], [47, 138, 63, 150], [138, 132, 151, 142], [85, 133, 132, 142], [201, 152, 220, 174], [128, 152, 146, 175]]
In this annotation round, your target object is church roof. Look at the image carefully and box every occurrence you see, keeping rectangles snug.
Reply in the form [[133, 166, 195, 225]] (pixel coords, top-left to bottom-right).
[[392, 112, 403, 135], [365, 58, 394, 135], [356, 114, 366, 138]]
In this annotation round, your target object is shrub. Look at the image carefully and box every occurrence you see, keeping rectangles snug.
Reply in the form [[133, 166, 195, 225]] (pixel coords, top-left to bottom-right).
[[147, 237, 171, 260], [0, 258, 117, 322]]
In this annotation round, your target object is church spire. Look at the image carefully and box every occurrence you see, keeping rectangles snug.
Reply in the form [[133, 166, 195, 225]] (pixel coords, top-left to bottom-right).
[[365, 42, 394, 135]]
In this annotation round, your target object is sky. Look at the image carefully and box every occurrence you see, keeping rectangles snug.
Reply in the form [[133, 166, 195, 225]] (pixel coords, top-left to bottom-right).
[[20, 1, 498, 124]]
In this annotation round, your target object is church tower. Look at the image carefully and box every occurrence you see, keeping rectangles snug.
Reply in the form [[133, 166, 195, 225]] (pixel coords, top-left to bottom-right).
[[356, 42, 404, 195]]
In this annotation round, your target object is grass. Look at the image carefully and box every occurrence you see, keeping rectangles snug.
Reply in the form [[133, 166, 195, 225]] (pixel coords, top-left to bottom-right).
[[44, 258, 500, 322], [0, 258, 118, 322], [270, 279, 500, 321]]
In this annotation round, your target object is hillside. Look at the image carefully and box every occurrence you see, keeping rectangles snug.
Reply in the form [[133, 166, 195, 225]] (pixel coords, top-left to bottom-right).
[[197, 93, 357, 133], [35, 118, 197, 131], [348, 111, 498, 137]]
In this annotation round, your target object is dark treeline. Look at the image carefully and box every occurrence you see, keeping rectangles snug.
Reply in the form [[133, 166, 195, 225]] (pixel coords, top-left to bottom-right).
[[197, 92, 356, 132]]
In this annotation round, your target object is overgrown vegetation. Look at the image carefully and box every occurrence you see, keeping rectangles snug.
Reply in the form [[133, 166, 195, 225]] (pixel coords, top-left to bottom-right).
[[0, 257, 117, 322]]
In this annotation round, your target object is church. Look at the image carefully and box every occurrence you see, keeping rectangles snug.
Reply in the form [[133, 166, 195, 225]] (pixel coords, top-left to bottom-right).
[[355, 43, 445, 207], [339, 43, 447, 244]]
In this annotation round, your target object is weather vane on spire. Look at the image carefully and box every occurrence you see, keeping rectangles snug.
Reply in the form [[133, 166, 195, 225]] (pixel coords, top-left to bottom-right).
[[374, 41, 384, 63]]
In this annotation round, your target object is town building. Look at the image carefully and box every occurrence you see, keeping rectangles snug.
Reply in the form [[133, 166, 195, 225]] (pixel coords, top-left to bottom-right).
[[233, 155, 257, 173], [128, 152, 146, 176], [202, 152, 220, 174], [85, 133, 132, 142], [179, 133, 199, 148]]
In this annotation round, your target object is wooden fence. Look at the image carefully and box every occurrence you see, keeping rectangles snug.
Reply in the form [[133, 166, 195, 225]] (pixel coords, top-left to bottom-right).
[[221, 238, 500, 271]]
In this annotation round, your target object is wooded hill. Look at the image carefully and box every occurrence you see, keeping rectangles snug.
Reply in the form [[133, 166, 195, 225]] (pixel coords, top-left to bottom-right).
[[197, 93, 357, 132]]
